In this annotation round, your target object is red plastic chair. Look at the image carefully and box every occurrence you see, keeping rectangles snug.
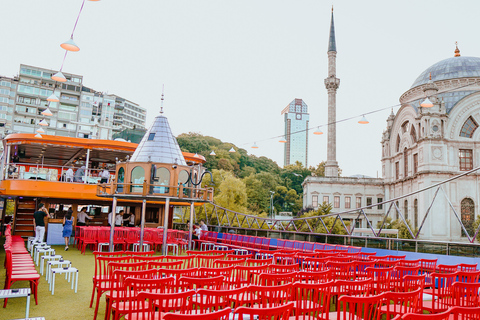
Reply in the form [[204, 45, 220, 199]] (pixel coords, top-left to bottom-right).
[[355, 261, 376, 280], [378, 288, 423, 318], [258, 272, 296, 286], [334, 278, 374, 297], [132, 255, 164, 265], [392, 266, 420, 291], [375, 259, 400, 268], [334, 294, 383, 320], [233, 264, 270, 287], [269, 263, 300, 274], [125, 290, 196, 319], [358, 251, 377, 261], [449, 306, 480, 320], [178, 275, 225, 290], [293, 281, 332, 320], [195, 254, 225, 268], [191, 288, 230, 313], [402, 310, 451, 319], [458, 264, 478, 271], [366, 266, 394, 294], [302, 257, 330, 271], [422, 272, 457, 314], [164, 255, 195, 269], [149, 261, 183, 269], [163, 307, 232, 320], [213, 258, 246, 267], [236, 302, 293, 320], [273, 253, 297, 265], [246, 258, 273, 266], [81, 227, 99, 254], [327, 261, 357, 280], [452, 282, 480, 307], [296, 269, 332, 284], [436, 264, 459, 273], [397, 259, 421, 267], [456, 270, 480, 283], [248, 284, 293, 308], [403, 274, 426, 293], [161, 268, 199, 283]]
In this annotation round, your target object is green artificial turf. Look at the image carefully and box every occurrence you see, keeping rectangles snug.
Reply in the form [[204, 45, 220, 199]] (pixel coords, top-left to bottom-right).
[[0, 240, 164, 320]]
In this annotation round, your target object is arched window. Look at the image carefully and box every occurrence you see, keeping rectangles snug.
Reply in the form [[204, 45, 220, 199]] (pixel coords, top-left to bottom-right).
[[410, 125, 417, 143], [178, 170, 190, 196], [460, 117, 478, 138], [152, 167, 170, 194], [414, 199, 418, 229], [396, 135, 401, 153], [461, 198, 475, 237], [404, 200, 408, 221], [117, 167, 124, 193], [404, 148, 408, 178], [395, 201, 399, 220], [130, 166, 145, 193]]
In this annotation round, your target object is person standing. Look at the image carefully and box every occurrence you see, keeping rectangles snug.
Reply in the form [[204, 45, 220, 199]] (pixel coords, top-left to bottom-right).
[[128, 212, 135, 227], [62, 209, 75, 251], [100, 168, 110, 184], [65, 166, 74, 182], [199, 219, 208, 239], [115, 210, 126, 227], [74, 165, 85, 182], [77, 207, 92, 226], [33, 203, 51, 242]]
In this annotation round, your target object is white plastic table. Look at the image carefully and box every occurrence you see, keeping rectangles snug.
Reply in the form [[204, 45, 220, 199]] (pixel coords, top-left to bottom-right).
[[200, 242, 216, 251], [133, 243, 150, 252], [50, 267, 78, 295], [47, 260, 71, 283], [31, 243, 48, 257], [165, 243, 179, 255], [214, 245, 229, 251], [234, 248, 250, 255], [35, 247, 55, 266], [40, 255, 63, 276], [0, 288, 31, 318]]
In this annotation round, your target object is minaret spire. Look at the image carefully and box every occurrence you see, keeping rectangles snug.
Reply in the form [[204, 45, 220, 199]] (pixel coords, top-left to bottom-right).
[[324, 8, 340, 177], [160, 84, 165, 114]]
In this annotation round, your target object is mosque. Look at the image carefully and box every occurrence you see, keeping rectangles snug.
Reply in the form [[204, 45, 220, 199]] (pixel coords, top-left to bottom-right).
[[303, 10, 480, 242]]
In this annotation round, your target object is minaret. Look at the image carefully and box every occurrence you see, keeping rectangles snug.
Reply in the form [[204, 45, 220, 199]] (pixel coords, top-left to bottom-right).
[[324, 7, 340, 177]]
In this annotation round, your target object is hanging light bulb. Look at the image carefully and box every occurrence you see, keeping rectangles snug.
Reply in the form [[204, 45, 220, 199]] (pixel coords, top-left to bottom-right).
[[34, 133, 43, 138], [60, 37, 80, 52], [51, 71, 67, 82], [41, 108, 53, 117], [36, 128, 45, 134], [209, 150, 216, 156], [279, 136, 287, 143], [420, 97, 433, 108], [39, 119, 49, 126], [251, 142, 259, 149], [47, 93, 59, 102], [358, 115, 369, 124], [313, 127, 323, 135], [229, 147, 236, 153]]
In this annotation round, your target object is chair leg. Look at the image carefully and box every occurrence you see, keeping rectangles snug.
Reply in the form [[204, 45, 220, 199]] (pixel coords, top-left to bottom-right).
[[89, 282, 97, 308]]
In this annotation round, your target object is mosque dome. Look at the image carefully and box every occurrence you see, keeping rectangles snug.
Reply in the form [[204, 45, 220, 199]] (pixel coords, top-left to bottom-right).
[[411, 56, 480, 88]]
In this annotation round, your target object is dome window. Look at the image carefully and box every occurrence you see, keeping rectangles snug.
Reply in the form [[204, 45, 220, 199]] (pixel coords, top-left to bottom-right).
[[460, 116, 478, 138]]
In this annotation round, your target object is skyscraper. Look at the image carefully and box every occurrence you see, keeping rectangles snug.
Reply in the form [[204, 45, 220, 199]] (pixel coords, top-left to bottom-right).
[[281, 98, 309, 167]]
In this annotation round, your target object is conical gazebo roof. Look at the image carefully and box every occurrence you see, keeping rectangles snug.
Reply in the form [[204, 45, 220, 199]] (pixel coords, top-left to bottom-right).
[[130, 114, 187, 165]]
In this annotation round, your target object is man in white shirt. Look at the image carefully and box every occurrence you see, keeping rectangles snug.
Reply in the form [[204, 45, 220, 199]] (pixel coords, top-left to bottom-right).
[[77, 207, 92, 226], [65, 166, 74, 182], [115, 210, 126, 227], [100, 168, 110, 184]]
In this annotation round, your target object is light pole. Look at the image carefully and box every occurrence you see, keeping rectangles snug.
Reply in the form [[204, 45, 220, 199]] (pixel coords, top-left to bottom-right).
[[269, 191, 275, 218]]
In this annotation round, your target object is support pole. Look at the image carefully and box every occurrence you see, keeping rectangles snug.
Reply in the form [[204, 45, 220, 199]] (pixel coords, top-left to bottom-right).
[[140, 199, 146, 252], [5, 145, 11, 179], [162, 198, 170, 255], [188, 203, 194, 250], [109, 196, 117, 252], [84, 148, 90, 184]]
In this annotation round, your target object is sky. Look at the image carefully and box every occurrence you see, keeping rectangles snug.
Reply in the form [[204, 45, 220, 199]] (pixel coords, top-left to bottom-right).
[[2, 0, 480, 177]]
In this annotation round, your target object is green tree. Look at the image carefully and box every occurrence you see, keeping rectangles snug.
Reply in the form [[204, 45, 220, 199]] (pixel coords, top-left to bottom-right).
[[296, 202, 349, 234], [376, 217, 416, 239], [243, 172, 279, 213]]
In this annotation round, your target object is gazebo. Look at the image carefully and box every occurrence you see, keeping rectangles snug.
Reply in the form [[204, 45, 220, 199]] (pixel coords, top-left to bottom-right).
[[97, 111, 213, 253]]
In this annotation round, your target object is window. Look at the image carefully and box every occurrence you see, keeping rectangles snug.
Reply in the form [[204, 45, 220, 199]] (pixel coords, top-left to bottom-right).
[[396, 201, 399, 220], [323, 196, 329, 204], [410, 125, 417, 143], [377, 198, 383, 210], [312, 195, 318, 208], [460, 116, 478, 138], [356, 197, 361, 208], [396, 135, 401, 152], [461, 198, 475, 237], [404, 148, 408, 177], [334, 196, 340, 208], [366, 197, 372, 209], [413, 153, 418, 174], [404, 200, 408, 221], [414, 199, 418, 229], [153, 167, 170, 194], [130, 166, 145, 193], [395, 162, 399, 180], [401, 121, 409, 133], [459, 149, 473, 171], [345, 197, 351, 209], [117, 167, 125, 193], [148, 133, 155, 141]]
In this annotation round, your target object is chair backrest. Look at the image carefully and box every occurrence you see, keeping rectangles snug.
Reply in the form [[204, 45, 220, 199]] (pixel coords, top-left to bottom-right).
[[197, 266, 234, 281], [213, 259, 245, 267], [420, 258, 438, 274], [403, 274, 426, 292], [336, 294, 382, 320], [380, 288, 423, 317], [437, 264, 459, 273], [366, 266, 394, 293], [195, 254, 225, 268], [297, 269, 332, 283], [452, 282, 480, 307], [456, 270, 480, 283], [397, 259, 421, 267], [356, 261, 376, 278], [335, 278, 374, 297], [163, 307, 232, 320], [302, 257, 330, 271], [246, 258, 272, 266], [125, 276, 176, 293], [132, 255, 164, 264], [449, 306, 480, 320], [125, 250, 155, 257], [128, 290, 196, 318], [327, 261, 356, 280], [179, 275, 224, 290], [293, 281, 333, 320], [293, 241, 305, 251], [97, 256, 131, 279], [149, 261, 183, 269], [107, 261, 148, 275], [165, 255, 195, 268], [358, 251, 377, 261], [161, 268, 199, 280], [402, 310, 451, 319], [458, 263, 478, 271], [273, 253, 297, 265], [270, 263, 300, 274], [261, 237, 270, 250], [430, 272, 458, 312], [374, 259, 399, 268], [392, 266, 421, 291], [233, 264, 269, 287], [259, 272, 296, 286], [277, 239, 286, 249], [236, 302, 293, 320], [249, 284, 293, 308], [194, 288, 230, 312]]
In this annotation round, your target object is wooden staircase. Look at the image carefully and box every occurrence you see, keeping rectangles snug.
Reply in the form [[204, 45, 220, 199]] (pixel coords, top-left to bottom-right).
[[13, 199, 36, 238]]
